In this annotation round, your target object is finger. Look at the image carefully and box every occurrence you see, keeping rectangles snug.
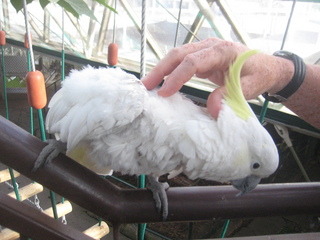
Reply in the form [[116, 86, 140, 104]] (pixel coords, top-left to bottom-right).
[[142, 38, 224, 90], [196, 70, 225, 86], [142, 69, 164, 90], [158, 43, 238, 97], [207, 86, 226, 120]]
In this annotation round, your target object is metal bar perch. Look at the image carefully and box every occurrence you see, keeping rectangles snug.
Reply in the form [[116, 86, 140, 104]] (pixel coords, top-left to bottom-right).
[[0, 192, 93, 240], [1, 115, 320, 225]]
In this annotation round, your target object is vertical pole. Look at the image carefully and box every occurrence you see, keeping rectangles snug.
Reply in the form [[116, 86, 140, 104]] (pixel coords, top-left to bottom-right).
[[112, 0, 117, 44], [138, 0, 147, 239], [260, 0, 297, 122], [0, 28, 21, 202], [280, 0, 297, 50], [220, 219, 230, 238], [22, 0, 35, 73], [61, 8, 65, 81], [26, 50, 35, 135], [1, 46, 9, 119], [23, 0, 58, 220], [259, 99, 269, 123], [140, 0, 146, 78], [174, 0, 183, 48], [60, 8, 66, 209]]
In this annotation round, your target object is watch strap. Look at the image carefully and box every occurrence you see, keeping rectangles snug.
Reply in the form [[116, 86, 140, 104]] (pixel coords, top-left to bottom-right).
[[263, 50, 306, 103]]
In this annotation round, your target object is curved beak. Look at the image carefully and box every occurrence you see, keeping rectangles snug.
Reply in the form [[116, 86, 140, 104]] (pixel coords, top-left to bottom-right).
[[231, 175, 261, 197]]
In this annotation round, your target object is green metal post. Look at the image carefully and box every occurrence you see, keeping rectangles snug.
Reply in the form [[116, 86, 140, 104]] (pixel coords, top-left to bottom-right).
[[220, 219, 230, 238], [26, 50, 35, 135], [1, 45, 21, 201], [37, 109, 46, 141], [9, 168, 21, 201], [1, 46, 9, 119], [138, 175, 146, 240], [259, 100, 269, 123], [61, 49, 65, 81]]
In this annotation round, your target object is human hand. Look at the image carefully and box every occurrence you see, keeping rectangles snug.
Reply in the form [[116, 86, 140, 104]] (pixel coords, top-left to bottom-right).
[[142, 38, 293, 119]]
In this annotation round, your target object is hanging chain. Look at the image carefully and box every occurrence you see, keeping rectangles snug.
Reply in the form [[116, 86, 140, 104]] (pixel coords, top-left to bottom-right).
[[61, 215, 67, 225], [5, 180, 19, 189], [34, 195, 44, 211]]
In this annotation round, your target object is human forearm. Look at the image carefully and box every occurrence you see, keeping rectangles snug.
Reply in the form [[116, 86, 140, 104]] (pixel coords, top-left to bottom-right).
[[240, 53, 319, 129], [282, 64, 320, 129]]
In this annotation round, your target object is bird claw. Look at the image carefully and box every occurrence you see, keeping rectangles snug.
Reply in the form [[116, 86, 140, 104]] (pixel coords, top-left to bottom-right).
[[147, 176, 169, 220], [32, 139, 67, 172]]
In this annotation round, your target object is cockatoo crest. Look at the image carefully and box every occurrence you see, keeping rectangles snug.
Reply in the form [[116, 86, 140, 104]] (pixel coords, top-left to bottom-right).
[[225, 50, 258, 121]]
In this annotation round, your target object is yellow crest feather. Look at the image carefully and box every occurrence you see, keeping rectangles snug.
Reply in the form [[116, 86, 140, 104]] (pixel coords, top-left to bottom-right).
[[225, 50, 258, 121]]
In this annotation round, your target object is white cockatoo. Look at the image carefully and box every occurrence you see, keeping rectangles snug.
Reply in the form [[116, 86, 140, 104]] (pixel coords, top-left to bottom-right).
[[34, 50, 279, 219]]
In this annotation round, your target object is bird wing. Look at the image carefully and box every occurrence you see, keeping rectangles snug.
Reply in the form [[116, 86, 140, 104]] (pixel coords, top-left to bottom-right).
[[46, 67, 146, 151]]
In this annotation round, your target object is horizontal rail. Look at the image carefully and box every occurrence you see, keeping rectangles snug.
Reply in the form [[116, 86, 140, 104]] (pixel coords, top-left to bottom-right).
[[0, 193, 93, 240], [214, 232, 320, 240], [1, 115, 320, 224]]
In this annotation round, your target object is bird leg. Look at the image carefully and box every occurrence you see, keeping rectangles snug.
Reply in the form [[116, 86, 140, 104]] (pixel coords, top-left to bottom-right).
[[32, 139, 67, 172], [146, 176, 169, 220]]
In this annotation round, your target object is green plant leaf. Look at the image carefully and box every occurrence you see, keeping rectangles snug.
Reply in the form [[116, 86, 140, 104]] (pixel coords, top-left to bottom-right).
[[9, 0, 116, 20], [39, 0, 51, 9], [10, 0, 33, 12], [59, 0, 97, 21], [95, 0, 117, 13], [57, 0, 80, 19]]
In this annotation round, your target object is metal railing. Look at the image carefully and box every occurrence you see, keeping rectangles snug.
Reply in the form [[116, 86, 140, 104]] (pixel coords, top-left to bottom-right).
[[1, 115, 320, 239]]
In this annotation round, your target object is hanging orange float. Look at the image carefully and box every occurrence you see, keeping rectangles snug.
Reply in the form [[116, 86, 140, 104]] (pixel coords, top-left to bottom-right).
[[0, 30, 6, 46], [108, 42, 118, 66], [26, 70, 47, 109], [24, 32, 32, 49]]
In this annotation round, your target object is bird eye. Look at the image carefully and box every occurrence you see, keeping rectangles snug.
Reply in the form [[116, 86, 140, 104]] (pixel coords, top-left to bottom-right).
[[252, 162, 261, 169]]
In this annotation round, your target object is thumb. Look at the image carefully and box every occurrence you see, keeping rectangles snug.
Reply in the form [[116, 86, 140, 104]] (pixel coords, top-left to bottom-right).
[[207, 86, 226, 120]]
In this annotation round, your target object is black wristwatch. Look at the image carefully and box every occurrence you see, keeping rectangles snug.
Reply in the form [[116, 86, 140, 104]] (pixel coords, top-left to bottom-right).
[[263, 50, 306, 103]]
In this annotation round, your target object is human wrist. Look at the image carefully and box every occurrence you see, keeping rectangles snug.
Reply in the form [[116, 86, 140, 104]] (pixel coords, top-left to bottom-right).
[[268, 56, 295, 94], [264, 51, 305, 102]]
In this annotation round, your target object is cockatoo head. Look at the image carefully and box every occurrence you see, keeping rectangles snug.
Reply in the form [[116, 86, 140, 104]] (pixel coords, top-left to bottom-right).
[[228, 116, 279, 196], [222, 50, 279, 195]]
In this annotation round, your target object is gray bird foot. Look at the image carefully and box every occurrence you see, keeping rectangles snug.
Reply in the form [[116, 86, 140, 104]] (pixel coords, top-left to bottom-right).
[[32, 139, 67, 172], [147, 176, 169, 220]]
